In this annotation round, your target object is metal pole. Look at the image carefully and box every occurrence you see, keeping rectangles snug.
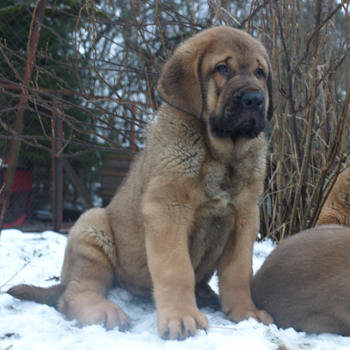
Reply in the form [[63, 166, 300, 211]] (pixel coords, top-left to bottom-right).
[[54, 90, 62, 233]]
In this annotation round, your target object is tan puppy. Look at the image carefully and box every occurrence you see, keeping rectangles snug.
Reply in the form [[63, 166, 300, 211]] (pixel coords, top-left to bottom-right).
[[8, 26, 275, 340], [251, 225, 350, 336], [318, 166, 350, 226]]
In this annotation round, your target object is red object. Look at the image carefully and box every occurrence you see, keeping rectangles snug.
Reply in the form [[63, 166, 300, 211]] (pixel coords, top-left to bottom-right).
[[0, 169, 33, 226], [3, 170, 33, 192]]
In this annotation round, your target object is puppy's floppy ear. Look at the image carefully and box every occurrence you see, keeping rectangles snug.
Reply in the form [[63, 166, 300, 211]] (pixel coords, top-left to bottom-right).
[[157, 46, 206, 119], [267, 60, 277, 121]]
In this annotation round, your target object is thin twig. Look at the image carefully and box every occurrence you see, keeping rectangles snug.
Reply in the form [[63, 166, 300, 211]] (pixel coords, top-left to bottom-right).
[[0, 261, 31, 290]]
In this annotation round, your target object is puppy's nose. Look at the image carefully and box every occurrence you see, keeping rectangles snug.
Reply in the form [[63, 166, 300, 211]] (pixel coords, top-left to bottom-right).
[[242, 93, 263, 110]]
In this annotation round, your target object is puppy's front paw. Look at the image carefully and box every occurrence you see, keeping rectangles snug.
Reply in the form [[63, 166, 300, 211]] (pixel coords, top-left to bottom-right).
[[225, 304, 273, 326], [158, 307, 208, 340]]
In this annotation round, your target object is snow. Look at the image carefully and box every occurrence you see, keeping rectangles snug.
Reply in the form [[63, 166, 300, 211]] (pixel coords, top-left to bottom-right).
[[1, 230, 350, 350]]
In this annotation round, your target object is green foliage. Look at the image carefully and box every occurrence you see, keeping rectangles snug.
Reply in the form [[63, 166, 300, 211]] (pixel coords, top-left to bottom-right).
[[0, 0, 102, 167], [0, 0, 104, 211]]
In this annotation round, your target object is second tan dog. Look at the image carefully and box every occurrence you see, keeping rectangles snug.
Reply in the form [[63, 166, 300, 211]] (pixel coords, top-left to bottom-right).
[[252, 225, 350, 336], [318, 166, 350, 226], [8, 26, 275, 340], [251, 166, 350, 335]]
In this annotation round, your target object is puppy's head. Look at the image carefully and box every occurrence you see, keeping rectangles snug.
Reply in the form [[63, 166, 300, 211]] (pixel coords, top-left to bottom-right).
[[157, 26, 276, 141]]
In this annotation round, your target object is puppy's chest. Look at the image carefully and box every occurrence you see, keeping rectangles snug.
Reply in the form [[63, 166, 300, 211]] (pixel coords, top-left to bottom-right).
[[200, 159, 250, 215]]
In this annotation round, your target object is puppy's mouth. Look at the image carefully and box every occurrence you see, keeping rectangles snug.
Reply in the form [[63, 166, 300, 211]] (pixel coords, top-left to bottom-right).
[[209, 113, 265, 140], [209, 92, 266, 141]]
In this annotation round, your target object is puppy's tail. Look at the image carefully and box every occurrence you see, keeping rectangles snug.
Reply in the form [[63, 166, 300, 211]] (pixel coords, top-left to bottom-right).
[[7, 283, 65, 308]]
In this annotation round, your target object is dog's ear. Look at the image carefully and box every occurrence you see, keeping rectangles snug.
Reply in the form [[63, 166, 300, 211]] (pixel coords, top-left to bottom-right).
[[267, 61, 277, 121], [157, 46, 206, 119]]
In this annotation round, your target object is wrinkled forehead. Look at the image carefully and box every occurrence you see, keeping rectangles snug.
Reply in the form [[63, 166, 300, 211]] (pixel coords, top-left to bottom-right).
[[199, 29, 269, 72]]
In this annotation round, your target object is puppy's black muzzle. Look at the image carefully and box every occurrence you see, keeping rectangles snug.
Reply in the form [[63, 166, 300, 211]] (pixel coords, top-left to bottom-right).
[[209, 91, 266, 141]]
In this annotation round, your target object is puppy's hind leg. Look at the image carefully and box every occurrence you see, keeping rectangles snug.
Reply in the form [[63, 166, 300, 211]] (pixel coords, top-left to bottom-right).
[[58, 208, 130, 330]]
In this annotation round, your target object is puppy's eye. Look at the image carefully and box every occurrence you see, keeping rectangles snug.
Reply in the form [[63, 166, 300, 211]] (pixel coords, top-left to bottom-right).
[[255, 68, 264, 79], [216, 64, 229, 76]]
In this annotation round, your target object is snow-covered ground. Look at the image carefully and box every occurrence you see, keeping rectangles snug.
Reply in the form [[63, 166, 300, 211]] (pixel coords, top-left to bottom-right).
[[1, 229, 350, 350]]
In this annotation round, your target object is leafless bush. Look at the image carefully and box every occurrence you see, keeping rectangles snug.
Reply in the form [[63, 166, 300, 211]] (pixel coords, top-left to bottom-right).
[[0, 0, 349, 237]]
